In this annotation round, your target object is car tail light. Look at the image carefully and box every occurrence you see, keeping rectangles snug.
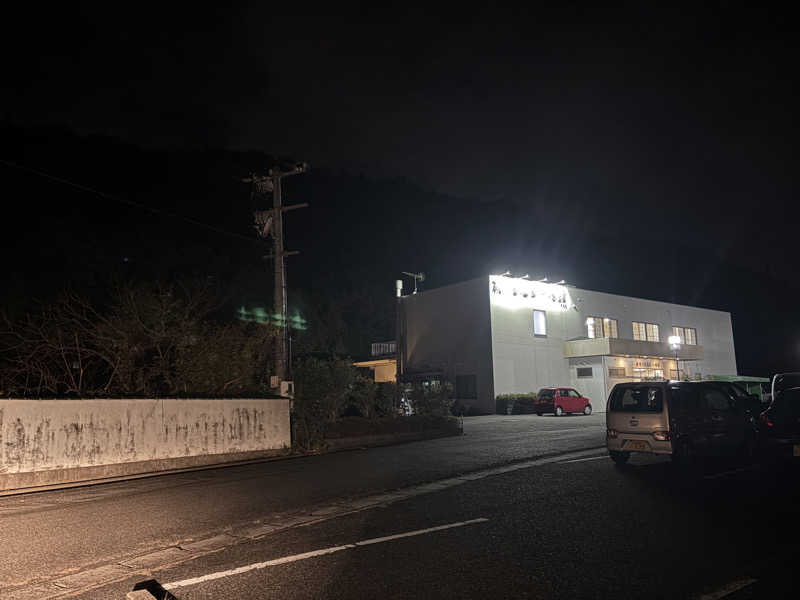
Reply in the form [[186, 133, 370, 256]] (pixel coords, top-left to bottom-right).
[[607, 429, 618, 438], [760, 412, 774, 427], [652, 430, 670, 441]]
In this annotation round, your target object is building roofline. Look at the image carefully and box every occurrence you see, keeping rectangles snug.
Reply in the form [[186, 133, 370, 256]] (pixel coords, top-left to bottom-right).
[[405, 275, 731, 315]]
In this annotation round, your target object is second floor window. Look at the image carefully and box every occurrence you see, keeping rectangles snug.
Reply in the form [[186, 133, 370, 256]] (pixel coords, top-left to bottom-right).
[[533, 310, 547, 336], [672, 326, 698, 345], [633, 321, 660, 342], [587, 317, 619, 339], [603, 318, 619, 338]]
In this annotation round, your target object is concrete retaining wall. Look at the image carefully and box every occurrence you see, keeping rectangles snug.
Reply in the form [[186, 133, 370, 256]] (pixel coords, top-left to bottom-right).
[[0, 397, 290, 492]]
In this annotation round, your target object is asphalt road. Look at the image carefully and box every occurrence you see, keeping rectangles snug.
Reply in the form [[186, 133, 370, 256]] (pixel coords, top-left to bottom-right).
[[6, 413, 799, 599], [0, 413, 605, 598], [83, 451, 800, 599]]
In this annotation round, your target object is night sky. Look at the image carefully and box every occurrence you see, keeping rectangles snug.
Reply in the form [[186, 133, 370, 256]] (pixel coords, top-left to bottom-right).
[[2, 5, 798, 374]]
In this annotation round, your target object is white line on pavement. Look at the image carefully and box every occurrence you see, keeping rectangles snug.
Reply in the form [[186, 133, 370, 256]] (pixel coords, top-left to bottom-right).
[[696, 577, 758, 599], [560, 455, 608, 464], [163, 518, 490, 590]]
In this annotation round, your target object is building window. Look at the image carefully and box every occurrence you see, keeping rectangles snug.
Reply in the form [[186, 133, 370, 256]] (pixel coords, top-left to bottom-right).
[[672, 326, 697, 345], [577, 367, 593, 378], [604, 318, 619, 338], [587, 316, 618, 339], [533, 310, 547, 336], [609, 367, 626, 378], [586, 316, 604, 339], [633, 322, 659, 342]]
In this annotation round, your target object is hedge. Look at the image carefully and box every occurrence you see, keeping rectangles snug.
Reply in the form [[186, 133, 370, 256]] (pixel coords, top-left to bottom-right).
[[495, 393, 538, 415]]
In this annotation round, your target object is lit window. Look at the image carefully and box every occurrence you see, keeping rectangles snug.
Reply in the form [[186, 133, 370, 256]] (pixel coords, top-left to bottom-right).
[[586, 316, 604, 338], [604, 318, 618, 338], [633, 322, 659, 342], [609, 367, 626, 378], [685, 328, 697, 345], [672, 326, 685, 344], [533, 310, 547, 336]]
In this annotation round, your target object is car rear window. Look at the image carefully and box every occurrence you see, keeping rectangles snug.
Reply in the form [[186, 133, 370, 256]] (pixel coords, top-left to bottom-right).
[[537, 389, 554, 399], [609, 386, 664, 413]]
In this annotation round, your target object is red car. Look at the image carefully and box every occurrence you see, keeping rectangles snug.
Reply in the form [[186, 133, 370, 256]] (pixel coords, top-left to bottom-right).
[[536, 387, 592, 416]]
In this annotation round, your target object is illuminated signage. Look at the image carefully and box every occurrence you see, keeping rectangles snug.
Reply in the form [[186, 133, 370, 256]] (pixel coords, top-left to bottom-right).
[[488, 275, 573, 312], [633, 359, 662, 369], [237, 306, 308, 329]]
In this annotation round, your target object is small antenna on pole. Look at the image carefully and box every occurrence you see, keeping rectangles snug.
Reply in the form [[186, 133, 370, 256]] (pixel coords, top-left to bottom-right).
[[401, 271, 425, 294]]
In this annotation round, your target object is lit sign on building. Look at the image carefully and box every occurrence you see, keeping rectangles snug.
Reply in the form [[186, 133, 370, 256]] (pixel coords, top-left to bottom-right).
[[488, 275, 573, 311]]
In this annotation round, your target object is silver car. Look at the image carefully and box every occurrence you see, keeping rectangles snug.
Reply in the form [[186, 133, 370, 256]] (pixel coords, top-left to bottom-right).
[[606, 381, 757, 465]]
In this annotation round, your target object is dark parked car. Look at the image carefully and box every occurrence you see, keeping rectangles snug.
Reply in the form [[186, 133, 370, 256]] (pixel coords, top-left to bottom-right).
[[606, 381, 757, 465], [771, 373, 800, 402], [757, 387, 800, 459]]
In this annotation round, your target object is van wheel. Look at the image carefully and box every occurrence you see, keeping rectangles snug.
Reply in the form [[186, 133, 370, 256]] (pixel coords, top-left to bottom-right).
[[536, 412, 543, 416], [610, 451, 630, 465], [555, 406, 563, 416], [583, 405, 592, 416]]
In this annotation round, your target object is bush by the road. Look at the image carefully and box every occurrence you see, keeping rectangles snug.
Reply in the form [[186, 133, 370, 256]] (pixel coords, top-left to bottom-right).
[[407, 381, 454, 417], [291, 357, 402, 450], [496, 393, 538, 414]]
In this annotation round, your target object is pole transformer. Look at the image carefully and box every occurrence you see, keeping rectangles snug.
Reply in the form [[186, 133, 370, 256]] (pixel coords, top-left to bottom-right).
[[244, 162, 308, 387]]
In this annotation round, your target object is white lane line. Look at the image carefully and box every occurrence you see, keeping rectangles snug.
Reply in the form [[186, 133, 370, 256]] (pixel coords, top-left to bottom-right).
[[696, 577, 758, 599], [560, 455, 608, 464], [163, 517, 490, 590]]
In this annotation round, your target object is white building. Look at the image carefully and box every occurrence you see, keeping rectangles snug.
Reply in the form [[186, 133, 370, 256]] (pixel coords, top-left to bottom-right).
[[398, 275, 738, 414]]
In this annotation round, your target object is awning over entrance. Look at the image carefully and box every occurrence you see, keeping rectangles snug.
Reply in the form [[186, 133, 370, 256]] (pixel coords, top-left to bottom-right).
[[563, 337, 704, 361]]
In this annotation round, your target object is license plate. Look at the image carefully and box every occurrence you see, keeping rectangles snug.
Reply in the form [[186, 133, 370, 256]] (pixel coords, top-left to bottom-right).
[[626, 440, 649, 451], [794, 445, 800, 457]]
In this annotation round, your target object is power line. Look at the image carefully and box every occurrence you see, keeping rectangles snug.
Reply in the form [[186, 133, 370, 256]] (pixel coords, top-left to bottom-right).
[[0, 158, 262, 246]]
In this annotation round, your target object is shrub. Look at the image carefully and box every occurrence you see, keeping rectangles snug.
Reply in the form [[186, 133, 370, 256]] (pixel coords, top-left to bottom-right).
[[496, 393, 538, 415], [408, 381, 454, 417], [291, 357, 355, 450]]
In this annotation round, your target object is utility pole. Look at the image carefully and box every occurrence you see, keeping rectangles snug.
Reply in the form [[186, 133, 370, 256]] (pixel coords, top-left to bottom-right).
[[244, 162, 308, 388]]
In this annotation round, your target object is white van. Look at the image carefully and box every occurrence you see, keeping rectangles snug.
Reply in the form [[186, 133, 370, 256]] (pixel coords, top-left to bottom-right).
[[606, 381, 758, 465]]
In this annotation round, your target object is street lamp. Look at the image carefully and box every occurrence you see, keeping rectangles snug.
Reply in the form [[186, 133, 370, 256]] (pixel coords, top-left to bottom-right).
[[668, 335, 681, 380]]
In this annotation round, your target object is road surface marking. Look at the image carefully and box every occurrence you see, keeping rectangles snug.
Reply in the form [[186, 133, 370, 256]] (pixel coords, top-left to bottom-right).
[[560, 455, 608, 464], [163, 518, 490, 590], [696, 577, 757, 599]]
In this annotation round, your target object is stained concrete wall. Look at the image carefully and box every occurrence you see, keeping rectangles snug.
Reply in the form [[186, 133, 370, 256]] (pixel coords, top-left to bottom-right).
[[0, 398, 290, 492]]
